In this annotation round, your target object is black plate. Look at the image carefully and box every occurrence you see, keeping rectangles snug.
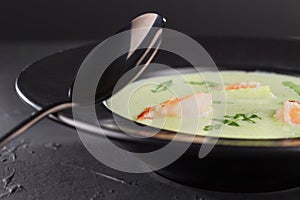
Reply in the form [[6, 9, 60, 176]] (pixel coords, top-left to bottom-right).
[[16, 37, 300, 192]]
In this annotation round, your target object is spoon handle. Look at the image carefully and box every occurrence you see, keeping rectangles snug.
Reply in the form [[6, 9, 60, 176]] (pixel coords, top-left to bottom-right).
[[0, 102, 76, 146]]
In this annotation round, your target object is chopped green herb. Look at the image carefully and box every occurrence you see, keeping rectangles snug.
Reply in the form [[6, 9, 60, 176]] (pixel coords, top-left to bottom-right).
[[151, 80, 172, 93], [223, 119, 240, 126], [203, 125, 213, 131], [213, 100, 221, 104], [204, 113, 262, 131], [204, 124, 222, 131], [227, 121, 240, 127], [283, 81, 300, 96], [186, 81, 219, 87], [225, 113, 262, 123], [248, 114, 262, 119], [233, 114, 246, 119]]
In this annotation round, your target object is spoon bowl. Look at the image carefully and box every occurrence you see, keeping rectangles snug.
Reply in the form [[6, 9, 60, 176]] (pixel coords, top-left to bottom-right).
[[0, 13, 165, 146]]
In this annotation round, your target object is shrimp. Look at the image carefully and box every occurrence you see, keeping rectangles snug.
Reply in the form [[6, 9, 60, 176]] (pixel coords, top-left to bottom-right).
[[225, 81, 260, 90], [137, 93, 212, 120], [276, 100, 300, 126]]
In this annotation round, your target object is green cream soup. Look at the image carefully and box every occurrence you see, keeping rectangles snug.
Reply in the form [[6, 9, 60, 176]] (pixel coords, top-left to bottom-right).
[[107, 71, 300, 139]]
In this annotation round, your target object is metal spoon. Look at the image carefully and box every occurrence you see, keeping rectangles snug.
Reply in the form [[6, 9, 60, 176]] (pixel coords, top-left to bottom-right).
[[0, 13, 165, 146]]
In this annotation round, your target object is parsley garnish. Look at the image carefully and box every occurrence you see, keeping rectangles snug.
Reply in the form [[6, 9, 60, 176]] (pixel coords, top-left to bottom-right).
[[225, 113, 262, 123], [283, 81, 300, 96], [186, 81, 219, 87], [204, 124, 222, 131], [151, 80, 172, 93], [204, 113, 262, 131]]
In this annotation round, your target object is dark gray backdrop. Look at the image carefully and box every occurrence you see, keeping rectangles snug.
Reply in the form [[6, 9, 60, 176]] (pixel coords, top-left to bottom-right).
[[1, 0, 300, 40]]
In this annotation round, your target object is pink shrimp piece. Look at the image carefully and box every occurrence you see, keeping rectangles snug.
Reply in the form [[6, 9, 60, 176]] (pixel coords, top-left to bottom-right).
[[276, 100, 300, 126], [137, 93, 212, 120], [225, 81, 260, 90]]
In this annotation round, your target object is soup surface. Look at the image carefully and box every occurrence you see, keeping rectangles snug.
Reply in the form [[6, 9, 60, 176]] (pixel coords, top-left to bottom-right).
[[107, 71, 300, 139]]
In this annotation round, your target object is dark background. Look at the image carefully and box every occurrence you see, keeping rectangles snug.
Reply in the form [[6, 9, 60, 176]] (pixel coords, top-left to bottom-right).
[[1, 0, 300, 40]]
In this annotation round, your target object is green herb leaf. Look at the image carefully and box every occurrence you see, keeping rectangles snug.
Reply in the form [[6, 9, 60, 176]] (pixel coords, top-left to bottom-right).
[[233, 113, 245, 119], [227, 121, 240, 127], [206, 113, 262, 131], [204, 124, 222, 131], [248, 114, 262, 119], [203, 125, 213, 131], [283, 81, 300, 96], [186, 81, 218, 87], [224, 119, 240, 127], [151, 80, 173, 93], [223, 119, 233, 124], [243, 118, 256, 124], [225, 113, 262, 123]]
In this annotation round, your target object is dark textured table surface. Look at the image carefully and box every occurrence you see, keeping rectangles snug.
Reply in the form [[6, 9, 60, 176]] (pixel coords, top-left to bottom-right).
[[1, 41, 300, 200]]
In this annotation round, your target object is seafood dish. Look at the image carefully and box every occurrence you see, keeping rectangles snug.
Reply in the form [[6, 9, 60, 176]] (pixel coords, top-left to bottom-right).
[[107, 71, 300, 139]]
